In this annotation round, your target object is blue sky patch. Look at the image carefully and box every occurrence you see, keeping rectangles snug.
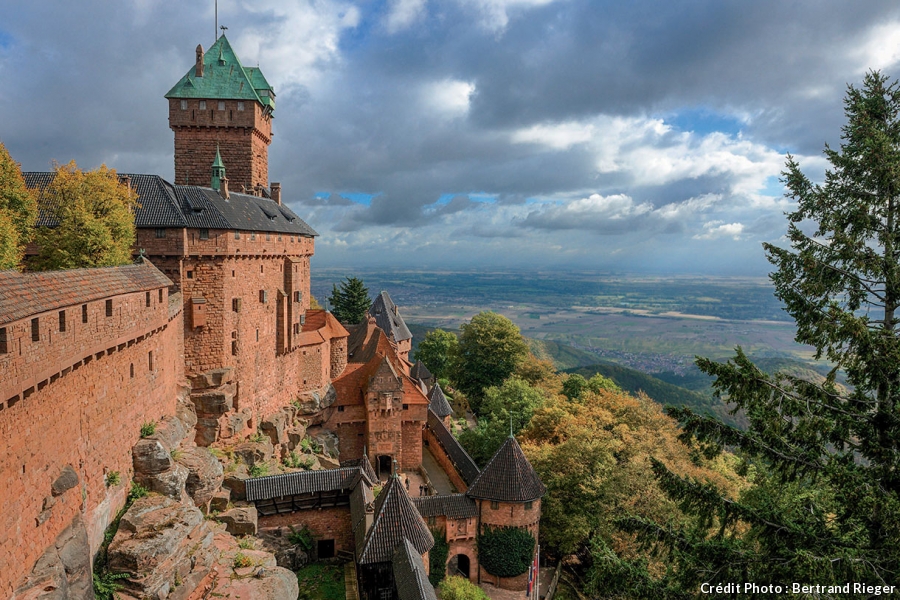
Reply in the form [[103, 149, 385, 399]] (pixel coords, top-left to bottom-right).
[[0, 30, 13, 50], [760, 175, 785, 198], [665, 107, 744, 137], [339, 192, 378, 205]]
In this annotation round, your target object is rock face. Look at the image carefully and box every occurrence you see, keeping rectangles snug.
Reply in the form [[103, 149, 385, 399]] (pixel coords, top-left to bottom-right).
[[12, 515, 91, 600], [294, 384, 336, 415], [50, 466, 79, 497], [219, 506, 258, 536], [108, 495, 216, 599], [137, 463, 190, 500], [305, 427, 340, 458], [176, 447, 225, 508], [208, 533, 300, 600], [133, 439, 173, 475]]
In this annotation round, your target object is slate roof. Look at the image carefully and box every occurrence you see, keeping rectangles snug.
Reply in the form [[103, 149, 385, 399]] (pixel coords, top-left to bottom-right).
[[245, 466, 364, 502], [427, 383, 453, 418], [0, 259, 172, 326], [358, 475, 434, 565], [412, 494, 477, 520], [409, 360, 433, 383], [165, 35, 275, 111], [466, 435, 546, 503], [426, 410, 480, 486], [369, 291, 412, 342], [22, 172, 317, 236], [393, 538, 438, 600], [341, 454, 378, 485]]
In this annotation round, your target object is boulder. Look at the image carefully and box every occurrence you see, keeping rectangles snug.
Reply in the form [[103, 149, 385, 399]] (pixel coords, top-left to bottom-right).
[[108, 495, 216, 599], [209, 489, 231, 513], [293, 384, 336, 414], [175, 394, 198, 431], [233, 440, 274, 466], [135, 464, 189, 500], [132, 439, 173, 475], [259, 411, 287, 446], [176, 447, 225, 507], [194, 416, 221, 447], [219, 506, 258, 536], [12, 514, 91, 600], [223, 473, 248, 501], [50, 466, 79, 497], [191, 383, 236, 415], [148, 414, 188, 451], [286, 425, 307, 450], [306, 428, 340, 458], [188, 367, 233, 390]]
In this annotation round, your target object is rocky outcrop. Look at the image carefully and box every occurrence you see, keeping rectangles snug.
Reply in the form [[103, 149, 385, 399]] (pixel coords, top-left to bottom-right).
[[294, 384, 336, 415], [107, 495, 216, 599], [305, 427, 340, 458], [207, 533, 299, 600], [12, 515, 91, 600], [219, 506, 258, 536], [176, 447, 224, 508], [232, 440, 274, 467]]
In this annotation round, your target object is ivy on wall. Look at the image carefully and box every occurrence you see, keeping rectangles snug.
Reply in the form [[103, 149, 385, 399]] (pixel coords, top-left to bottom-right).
[[476, 526, 535, 577], [429, 528, 450, 586]]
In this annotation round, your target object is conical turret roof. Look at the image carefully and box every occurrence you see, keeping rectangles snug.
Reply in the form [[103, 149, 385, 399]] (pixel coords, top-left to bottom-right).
[[466, 435, 546, 503], [427, 383, 452, 418], [358, 474, 434, 564]]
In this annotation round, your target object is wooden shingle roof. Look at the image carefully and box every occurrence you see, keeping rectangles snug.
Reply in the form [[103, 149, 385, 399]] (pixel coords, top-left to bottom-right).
[[465, 435, 546, 503], [0, 259, 172, 326], [427, 383, 453, 418], [392, 538, 438, 600], [358, 475, 434, 565], [412, 494, 477, 520]]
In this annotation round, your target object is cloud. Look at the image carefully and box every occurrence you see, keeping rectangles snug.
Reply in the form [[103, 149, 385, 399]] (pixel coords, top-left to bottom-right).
[[384, 0, 428, 33], [694, 221, 745, 241]]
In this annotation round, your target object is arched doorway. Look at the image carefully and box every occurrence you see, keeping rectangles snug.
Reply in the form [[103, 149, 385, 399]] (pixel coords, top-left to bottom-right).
[[448, 554, 470, 579]]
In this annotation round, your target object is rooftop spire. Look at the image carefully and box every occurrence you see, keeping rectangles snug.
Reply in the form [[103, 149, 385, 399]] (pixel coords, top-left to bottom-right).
[[211, 145, 226, 191]]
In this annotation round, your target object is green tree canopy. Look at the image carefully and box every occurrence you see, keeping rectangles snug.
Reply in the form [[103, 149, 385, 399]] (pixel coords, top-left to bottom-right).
[[562, 372, 620, 400], [32, 162, 136, 271], [451, 311, 529, 409], [0, 142, 37, 270], [327, 276, 371, 325], [611, 71, 900, 594], [413, 328, 458, 380], [438, 576, 489, 600]]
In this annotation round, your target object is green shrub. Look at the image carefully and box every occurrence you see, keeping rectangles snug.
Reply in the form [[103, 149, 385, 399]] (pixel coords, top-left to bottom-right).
[[287, 525, 314, 550], [233, 552, 252, 569], [248, 463, 268, 478], [93, 571, 130, 600], [237, 536, 255, 550], [250, 431, 267, 444], [105, 471, 121, 487], [477, 526, 535, 577], [128, 482, 150, 502], [439, 576, 490, 600], [140, 421, 156, 438]]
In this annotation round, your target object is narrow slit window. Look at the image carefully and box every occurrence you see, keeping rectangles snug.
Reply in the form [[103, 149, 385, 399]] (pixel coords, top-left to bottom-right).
[[31, 318, 40, 342], [146, 292, 151, 307], [106, 300, 113, 317], [148, 351, 153, 371], [82, 304, 88, 323], [0, 327, 7, 354], [59, 311, 66, 332]]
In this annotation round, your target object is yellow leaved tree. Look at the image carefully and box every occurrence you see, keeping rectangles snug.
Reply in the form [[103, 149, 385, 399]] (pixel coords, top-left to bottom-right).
[[32, 161, 137, 271], [0, 142, 38, 270]]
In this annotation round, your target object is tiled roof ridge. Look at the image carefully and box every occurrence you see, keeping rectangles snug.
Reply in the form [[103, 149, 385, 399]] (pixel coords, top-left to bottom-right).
[[465, 434, 546, 503], [358, 475, 434, 564]]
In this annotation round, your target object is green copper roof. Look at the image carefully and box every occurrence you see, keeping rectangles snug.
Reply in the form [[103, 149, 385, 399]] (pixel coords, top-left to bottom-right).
[[165, 35, 275, 112]]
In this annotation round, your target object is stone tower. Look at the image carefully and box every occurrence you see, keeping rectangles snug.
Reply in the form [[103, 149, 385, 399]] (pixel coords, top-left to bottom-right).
[[165, 36, 275, 193]]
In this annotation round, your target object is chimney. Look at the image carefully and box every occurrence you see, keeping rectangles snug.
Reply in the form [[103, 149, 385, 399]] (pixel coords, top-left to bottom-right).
[[120, 175, 132, 200], [195, 44, 204, 77], [219, 176, 229, 200], [271, 182, 281, 205]]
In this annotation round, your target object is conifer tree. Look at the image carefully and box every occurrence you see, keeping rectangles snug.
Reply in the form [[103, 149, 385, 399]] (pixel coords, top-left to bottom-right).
[[32, 161, 136, 270], [328, 276, 371, 325], [607, 71, 900, 595]]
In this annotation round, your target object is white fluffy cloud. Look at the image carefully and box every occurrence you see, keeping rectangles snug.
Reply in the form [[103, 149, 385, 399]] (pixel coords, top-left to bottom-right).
[[384, 0, 428, 33], [694, 221, 745, 240]]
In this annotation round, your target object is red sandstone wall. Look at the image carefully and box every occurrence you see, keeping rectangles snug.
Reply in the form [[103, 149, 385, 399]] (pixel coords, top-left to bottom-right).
[[0, 307, 183, 597], [169, 99, 271, 191], [258, 506, 354, 557], [423, 432, 468, 493]]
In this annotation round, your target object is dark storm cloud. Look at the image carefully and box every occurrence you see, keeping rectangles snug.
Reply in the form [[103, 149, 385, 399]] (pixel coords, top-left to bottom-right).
[[1, 0, 898, 272]]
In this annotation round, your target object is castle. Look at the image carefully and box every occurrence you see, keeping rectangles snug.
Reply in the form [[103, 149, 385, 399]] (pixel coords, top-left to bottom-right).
[[0, 34, 544, 600]]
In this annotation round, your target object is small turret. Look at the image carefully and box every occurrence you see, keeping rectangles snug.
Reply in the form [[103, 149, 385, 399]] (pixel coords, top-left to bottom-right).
[[211, 146, 225, 191]]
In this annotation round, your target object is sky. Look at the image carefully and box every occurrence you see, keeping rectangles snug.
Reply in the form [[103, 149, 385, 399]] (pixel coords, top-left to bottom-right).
[[2, 1, 900, 274]]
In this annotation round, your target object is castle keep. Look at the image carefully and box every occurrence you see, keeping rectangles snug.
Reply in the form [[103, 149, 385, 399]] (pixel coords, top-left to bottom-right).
[[2, 35, 544, 600]]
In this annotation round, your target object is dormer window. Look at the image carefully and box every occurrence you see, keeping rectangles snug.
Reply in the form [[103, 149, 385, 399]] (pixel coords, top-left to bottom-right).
[[199, 100, 207, 110]]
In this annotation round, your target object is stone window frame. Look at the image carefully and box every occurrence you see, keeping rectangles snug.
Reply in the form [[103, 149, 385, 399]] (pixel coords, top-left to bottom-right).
[[490, 500, 499, 510], [218, 101, 225, 111], [31, 317, 40, 342], [180, 100, 187, 110], [105, 300, 113, 317], [199, 228, 210, 240], [81, 304, 88, 323], [58, 310, 66, 332], [199, 100, 207, 110], [145, 292, 151, 307], [0, 327, 8, 354], [237, 101, 245, 111]]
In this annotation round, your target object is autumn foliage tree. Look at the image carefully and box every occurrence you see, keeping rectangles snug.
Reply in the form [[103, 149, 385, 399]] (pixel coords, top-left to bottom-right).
[[32, 162, 137, 270], [0, 142, 37, 270]]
